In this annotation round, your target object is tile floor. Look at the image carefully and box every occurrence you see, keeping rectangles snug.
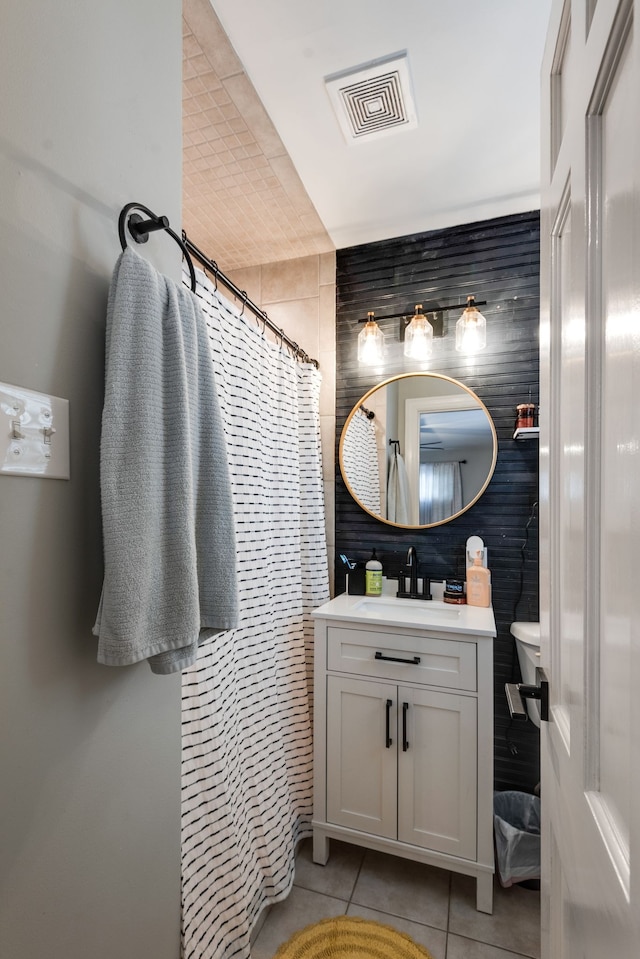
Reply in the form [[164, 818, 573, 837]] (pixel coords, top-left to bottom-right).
[[251, 840, 540, 959]]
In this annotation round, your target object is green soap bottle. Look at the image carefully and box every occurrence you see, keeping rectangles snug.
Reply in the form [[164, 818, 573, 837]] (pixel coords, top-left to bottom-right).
[[365, 549, 383, 597]]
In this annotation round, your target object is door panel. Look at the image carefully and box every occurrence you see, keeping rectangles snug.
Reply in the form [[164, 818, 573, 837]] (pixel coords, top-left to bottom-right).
[[596, 24, 633, 871], [550, 2, 574, 169], [550, 180, 581, 751], [541, 1, 640, 955]]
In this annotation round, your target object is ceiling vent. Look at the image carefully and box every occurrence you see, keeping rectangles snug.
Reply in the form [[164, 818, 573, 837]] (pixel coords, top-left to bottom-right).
[[325, 51, 417, 144]]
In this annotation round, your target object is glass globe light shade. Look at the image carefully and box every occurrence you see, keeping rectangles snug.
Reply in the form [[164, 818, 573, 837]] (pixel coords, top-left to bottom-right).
[[357, 313, 384, 364], [403, 304, 433, 360], [455, 296, 487, 353]]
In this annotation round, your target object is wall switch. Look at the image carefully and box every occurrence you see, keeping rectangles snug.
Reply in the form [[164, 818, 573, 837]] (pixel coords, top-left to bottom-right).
[[0, 382, 70, 480]]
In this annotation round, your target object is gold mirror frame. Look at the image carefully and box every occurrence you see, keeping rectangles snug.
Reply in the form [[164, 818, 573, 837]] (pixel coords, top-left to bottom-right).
[[339, 372, 498, 529]]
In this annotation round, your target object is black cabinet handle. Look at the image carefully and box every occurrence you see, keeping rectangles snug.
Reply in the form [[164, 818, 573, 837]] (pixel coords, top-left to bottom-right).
[[375, 652, 421, 666], [385, 698, 393, 748], [402, 702, 409, 751]]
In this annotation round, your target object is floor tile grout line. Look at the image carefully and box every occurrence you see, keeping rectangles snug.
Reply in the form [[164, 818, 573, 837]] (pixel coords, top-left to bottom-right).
[[448, 932, 539, 959], [292, 843, 539, 959], [347, 847, 366, 908]]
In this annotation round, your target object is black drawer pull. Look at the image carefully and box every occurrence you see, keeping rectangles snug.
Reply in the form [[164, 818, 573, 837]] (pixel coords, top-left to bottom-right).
[[402, 702, 409, 752], [375, 651, 421, 666], [385, 698, 393, 748]]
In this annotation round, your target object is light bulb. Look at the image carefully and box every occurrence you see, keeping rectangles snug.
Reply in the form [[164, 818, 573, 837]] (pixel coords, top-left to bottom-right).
[[403, 304, 433, 360], [357, 312, 384, 364], [455, 296, 487, 354]]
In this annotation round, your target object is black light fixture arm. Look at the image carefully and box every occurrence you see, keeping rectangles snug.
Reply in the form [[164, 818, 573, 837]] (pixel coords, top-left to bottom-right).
[[358, 299, 487, 324]]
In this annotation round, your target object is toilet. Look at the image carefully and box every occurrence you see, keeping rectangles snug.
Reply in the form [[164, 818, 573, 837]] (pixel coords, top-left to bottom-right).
[[510, 622, 541, 726]]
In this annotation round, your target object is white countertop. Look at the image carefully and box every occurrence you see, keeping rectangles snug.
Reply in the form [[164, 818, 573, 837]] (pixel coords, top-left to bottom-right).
[[312, 578, 496, 637]]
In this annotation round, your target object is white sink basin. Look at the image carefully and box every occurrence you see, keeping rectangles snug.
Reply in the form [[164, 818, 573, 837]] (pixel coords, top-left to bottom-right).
[[353, 597, 462, 625], [311, 580, 496, 637]]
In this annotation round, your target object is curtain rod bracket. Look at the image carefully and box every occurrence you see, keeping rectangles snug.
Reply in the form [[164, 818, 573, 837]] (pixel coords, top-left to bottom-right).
[[128, 213, 169, 244]]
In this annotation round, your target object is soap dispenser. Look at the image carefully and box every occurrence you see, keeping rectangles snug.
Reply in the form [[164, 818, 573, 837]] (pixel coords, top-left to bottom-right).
[[466, 551, 491, 607], [365, 549, 383, 597]]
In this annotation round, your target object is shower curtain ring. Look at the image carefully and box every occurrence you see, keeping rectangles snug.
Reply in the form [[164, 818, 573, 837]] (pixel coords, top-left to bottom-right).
[[239, 291, 247, 316], [261, 315, 267, 337]]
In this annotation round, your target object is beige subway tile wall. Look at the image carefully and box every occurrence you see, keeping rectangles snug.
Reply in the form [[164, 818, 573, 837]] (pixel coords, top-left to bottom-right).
[[183, 0, 337, 595], [182, 0, 333, 272]]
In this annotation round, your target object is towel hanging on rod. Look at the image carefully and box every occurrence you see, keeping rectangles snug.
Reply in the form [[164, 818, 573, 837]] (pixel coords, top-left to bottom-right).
[[118, 202, 318, 367]]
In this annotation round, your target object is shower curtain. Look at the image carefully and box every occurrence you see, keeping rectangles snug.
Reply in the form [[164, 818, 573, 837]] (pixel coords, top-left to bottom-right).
[[181, 269, 329, 959], [341, 408, 381, 514]]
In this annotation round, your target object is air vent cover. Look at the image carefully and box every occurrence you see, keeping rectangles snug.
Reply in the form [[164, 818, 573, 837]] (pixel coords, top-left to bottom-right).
[[325, 52, 417, 143]]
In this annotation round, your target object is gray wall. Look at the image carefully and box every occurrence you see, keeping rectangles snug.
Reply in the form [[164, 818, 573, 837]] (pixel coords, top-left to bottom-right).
[[0, 2, 182, 957]]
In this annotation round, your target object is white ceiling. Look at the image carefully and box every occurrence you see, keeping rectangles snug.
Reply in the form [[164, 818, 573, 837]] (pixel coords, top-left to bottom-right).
[[210, 0, 553, 251]]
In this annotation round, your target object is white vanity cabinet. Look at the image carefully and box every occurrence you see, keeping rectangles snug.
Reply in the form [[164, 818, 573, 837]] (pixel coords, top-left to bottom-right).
[[312, 590, 496, 913]]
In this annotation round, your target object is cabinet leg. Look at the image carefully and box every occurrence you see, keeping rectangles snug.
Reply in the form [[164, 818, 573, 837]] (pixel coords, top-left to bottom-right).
[[312, 831, 330, 865], [476, 873, 493, 914]]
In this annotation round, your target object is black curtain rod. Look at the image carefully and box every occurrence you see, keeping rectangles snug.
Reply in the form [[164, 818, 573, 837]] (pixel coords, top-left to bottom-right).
[[182, 234, 318, 368], [118, 202, 318, 368]]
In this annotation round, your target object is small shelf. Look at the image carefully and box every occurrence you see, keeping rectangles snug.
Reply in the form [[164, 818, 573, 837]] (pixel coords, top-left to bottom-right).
[[513, 426, 540, 441]]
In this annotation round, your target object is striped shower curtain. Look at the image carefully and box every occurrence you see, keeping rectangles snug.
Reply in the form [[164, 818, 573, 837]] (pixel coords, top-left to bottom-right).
[[180, 269, 329, 959], [341, 408, 381, 514]]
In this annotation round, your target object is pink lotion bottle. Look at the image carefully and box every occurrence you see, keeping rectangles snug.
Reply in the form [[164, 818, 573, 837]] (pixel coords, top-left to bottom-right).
[[466, 551, 491, 607]]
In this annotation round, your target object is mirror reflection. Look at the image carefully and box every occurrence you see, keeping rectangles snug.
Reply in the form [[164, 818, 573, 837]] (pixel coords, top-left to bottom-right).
[[340, 373, 497, 529]]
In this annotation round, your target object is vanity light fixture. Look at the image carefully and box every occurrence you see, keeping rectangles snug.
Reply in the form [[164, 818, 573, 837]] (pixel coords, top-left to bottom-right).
[[357, 311, 385, 364], [455, 295, 487, 354], [403, 304, 433, 359], [356, 296, 488, 363]]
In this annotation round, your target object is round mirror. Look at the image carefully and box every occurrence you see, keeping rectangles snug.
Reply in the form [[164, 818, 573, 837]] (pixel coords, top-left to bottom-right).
[[339, 373, 497, 529]]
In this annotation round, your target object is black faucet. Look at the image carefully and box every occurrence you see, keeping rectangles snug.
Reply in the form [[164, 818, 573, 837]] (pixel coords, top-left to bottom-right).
[[396, 546, 431, 600], [406, 545, 418, 595]]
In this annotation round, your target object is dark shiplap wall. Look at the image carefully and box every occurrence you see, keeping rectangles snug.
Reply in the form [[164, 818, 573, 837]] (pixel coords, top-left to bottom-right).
[[335, 211, 540, 792]]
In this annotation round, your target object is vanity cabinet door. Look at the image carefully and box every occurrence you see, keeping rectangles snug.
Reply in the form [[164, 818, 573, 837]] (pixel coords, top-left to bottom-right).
[[326, 675, 397, 838], [397, 686, 477, 860]]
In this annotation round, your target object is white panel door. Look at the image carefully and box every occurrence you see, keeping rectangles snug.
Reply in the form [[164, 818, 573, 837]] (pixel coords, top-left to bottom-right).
[[397, 686, 477, 859], [326, 675, 397, 837], [540, 1, 640, 956]]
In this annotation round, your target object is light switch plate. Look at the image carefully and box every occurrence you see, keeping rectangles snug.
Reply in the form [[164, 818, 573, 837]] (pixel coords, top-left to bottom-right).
[[0, 381, 70, 480]]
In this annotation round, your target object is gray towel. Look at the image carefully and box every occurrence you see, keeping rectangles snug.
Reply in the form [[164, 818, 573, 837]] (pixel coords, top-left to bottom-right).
[[93, 246, 238, 674], [387, 450, 411, 525]]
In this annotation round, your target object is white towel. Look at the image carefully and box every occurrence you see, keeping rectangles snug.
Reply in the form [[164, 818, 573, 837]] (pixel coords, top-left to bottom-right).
[[93, 246, 238, 674], [387, 450, 411, 524]]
